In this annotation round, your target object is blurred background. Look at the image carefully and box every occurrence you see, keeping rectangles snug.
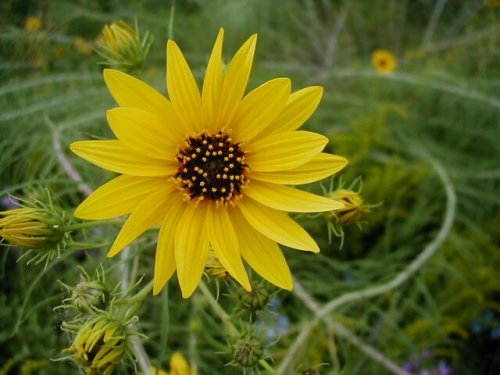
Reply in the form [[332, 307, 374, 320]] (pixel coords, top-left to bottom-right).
[[0, 0, 499, 374]]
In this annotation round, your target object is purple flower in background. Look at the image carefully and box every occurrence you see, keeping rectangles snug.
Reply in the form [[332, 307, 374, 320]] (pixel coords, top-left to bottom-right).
[[437, 361, 452, 375], [401, 349, 453, 375], [1, 195, 19, 210]]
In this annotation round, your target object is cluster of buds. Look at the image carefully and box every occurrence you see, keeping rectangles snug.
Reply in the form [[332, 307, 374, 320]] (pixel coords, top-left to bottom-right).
[[0, 193, 71, 266], [95, 20, 152, 72], [57, 270, 148, 374]]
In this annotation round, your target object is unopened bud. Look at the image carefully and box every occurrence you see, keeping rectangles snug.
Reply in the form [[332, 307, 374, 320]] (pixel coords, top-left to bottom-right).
[[237, 281, 269, 314], [329, 189, 368, 225], [63, 314, 130, 375], [205, 248, 227, 278], [95, 20, 152, 72], [231, 333, 263, 368], [0, 203, 69, 251]]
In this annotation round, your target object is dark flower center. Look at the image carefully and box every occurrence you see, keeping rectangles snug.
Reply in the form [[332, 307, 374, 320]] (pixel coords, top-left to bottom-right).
[[175, 131, 248, 204]]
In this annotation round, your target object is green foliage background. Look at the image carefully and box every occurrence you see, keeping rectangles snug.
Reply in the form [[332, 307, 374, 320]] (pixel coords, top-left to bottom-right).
[[0, 0, 499, 374]]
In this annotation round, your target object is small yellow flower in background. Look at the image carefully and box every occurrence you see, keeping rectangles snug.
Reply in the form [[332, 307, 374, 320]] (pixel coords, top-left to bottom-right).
[[71, 28, 348, 298], [74, 37, 93, 56], [95, 20, 152, 71], [148, 352, 193, 375], [372, 49, 397, 75], [150, 366, 169, 375], [24, 16, 42, 32], [169, 352, 192, 375], [329, 189, 369, 225]]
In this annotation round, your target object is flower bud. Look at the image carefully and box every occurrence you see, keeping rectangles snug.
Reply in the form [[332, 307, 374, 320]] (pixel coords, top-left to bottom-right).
[[237, 281, 269, 314], [71, 279, 109, 313], [205, 248, 227, 278], [63, 314, 129, 375], [329, 189, 368, 225], [95, 20, 152, 72], [0, 204, 69, 250], [231, 333, 263, 368]]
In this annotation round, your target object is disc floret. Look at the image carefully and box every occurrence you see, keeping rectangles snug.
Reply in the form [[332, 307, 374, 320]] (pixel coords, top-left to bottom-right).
[[175, 130, 248, 205]]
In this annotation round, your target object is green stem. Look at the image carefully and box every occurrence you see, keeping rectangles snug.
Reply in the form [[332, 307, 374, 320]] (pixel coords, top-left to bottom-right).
[[65, 219, 123, 231], [199, 281, 238, 336], [259, 359, 279, 375], [126, 279, 154, 305]]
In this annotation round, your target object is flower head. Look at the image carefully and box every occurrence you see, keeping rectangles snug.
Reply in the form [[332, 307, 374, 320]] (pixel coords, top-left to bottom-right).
[[95, 20, 152, 72], [71, 29, 348, 298], [24, 16, 42, 32], [372, 49, 397, 75], [63, 314, 130, 375]]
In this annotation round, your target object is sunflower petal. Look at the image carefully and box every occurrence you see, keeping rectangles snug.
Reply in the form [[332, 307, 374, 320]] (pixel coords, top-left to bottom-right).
[[167, 40, 202, 133], [231, 78, 291, 143], [107, 185, 175, 257], [175, 202, 209, 298], [107, 108, 182, 159], [263, 86, 323, 136], [153, 198, 184, 295], [217, 34, 257, 127], [202, 29, 224, 133], [207, 204, 250, 291], [70, 140, 178, 176], [231, 209, 292, 290], [238, 197, 319, 252], [245, 131, 328, 172], [75, 175, 169, 220], [252, 153, 348, 185], [245, 180, 343, 212], [103, 69, 173, 115]]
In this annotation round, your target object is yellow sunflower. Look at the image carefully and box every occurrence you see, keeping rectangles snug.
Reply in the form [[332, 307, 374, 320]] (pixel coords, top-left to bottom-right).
[[372, 49, 397, 75], [71, 29, 348, 298]]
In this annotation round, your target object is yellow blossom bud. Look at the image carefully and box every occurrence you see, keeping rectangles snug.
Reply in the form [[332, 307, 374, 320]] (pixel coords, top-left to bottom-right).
[[329, 189, 369, 225], [95, 20, 152, 72], [63, 314, 128, 375], [0, 205, 68, 250], [204, 248, 227, 278]]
